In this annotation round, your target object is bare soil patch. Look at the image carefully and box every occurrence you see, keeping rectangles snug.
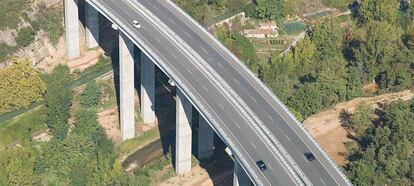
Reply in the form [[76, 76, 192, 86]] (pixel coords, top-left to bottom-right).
[[304, 90, 413, 165]]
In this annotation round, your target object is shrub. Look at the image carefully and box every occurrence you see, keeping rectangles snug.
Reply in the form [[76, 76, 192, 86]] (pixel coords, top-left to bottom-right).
[[80, 81, 101, 108], [15, 27, 36, 48]]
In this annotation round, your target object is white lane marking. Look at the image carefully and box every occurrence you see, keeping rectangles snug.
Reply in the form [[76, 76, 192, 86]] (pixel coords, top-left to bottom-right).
[[250, 142, 257, 149], [184, 32, 192, 38], [171, 52, 177, 59], [251, 96, 257, 103], [201, 46, 208, 54], [267, 114, 274, 121], [155, 38, 161, 44], [217, 62, 224, 69], [218, 103, 224, 110], [285, 135, 292, 142], [303, 156, 308, 162], [185, 68, 193, 75], [168, 17, 175, 24], [233, 120, 241, 129], [150, 3, 160, 11], [320, 177, 327, 185], [202, 85, 209, 92], [234, 78, 241, 85], [268, 164, 274, 171]]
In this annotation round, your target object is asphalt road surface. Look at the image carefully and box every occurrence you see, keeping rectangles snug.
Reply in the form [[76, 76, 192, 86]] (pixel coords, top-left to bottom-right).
[[89, 0, 303, 185], [134, 0, 351, 185]]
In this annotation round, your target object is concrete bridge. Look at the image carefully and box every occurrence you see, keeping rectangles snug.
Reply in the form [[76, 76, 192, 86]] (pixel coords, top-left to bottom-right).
[[63, 0, 352, 185]]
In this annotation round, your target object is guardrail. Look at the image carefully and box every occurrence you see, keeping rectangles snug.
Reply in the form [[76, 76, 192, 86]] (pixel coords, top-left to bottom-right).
[[163, 1, 352, 185], [85, 1, 265, 185], [127, 1, 308, 185]]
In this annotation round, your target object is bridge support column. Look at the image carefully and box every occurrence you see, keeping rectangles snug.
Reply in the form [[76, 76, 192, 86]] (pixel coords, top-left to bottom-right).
[[119, 33, 135, 141], [140, 52, 155, 124], [198, 116, 214, 159], [85, 3, 99, 49], [64, 0, 80, 58], [175, 88, 192, 174], [234, 161, 251, 186]]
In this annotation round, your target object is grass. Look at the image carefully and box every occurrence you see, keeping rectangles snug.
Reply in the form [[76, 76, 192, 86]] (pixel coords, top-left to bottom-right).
[[0, 106, 47, 151], [117, 128, 160, 156], [335, 14, 351, 23], [322, 0, 353, 10], [0, 43, 16, 63], [279, 20, 308, 35], [0, 0, 30, 30], [133, 153, 173, 185], [35, 6, 64, 45]]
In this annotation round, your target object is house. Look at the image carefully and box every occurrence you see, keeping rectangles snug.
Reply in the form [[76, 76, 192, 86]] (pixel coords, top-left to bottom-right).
[[243, 21, 279, 38]]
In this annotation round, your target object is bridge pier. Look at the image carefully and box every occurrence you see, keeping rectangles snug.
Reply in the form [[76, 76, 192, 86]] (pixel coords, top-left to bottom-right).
[[140, 52, 155, 124], [234, 160, 252, 186], [119, 33, 135, 141], [175, 88, 192, 174], [198, 116, 214, 159], [64, 0, 80, 58], [85, 3, 99, 49]]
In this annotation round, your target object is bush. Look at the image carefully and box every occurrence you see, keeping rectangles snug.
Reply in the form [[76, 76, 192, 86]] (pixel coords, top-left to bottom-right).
[[80, 81, 101, 108], [44, 65, 73, 140], [15, 27, 36, 48], [0, 59, 47, 114]]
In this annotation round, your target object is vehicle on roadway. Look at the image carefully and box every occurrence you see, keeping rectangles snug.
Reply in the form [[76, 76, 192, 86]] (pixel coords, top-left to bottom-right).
[[132, 20, 142, 28], [256, 160, 267, 171], [304, 152, 315, 161]]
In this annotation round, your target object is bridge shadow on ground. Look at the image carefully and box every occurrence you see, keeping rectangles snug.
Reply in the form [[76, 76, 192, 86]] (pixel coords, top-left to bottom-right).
[[91, 6, 235, 182]]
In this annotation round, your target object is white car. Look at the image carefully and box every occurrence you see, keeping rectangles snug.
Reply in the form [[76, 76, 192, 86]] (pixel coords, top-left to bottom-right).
[[132, 20, 142, 29]]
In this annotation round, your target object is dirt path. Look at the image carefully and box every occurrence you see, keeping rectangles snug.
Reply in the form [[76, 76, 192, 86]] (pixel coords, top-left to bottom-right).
[[304, 90, 413, 165]]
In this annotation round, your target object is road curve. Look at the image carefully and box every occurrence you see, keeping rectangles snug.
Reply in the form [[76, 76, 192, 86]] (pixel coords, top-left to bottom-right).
[[134, 0, 352, 185], [87, 0, 302, 185]]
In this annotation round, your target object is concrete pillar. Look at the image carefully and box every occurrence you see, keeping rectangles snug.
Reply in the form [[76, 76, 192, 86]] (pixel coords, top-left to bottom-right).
[[198, 116, 214, 159], [119, 33, 135, 141], [140, 52, 155, 124], [175, 88, 192, 174], [64, 0, 80, 58], [234, 160, 251, 186], [85, 3, 99, 49]]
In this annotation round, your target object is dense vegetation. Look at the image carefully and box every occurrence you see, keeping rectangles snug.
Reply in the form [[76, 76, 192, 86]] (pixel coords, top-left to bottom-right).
[[0, 59, 46, 114], [0, 64, 144, 185], [244, 0, 414, 120], [344, 100, 414, 185]]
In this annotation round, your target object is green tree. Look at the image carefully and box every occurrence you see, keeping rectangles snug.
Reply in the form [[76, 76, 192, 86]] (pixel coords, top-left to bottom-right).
[[44, 65, 73, 140], [0, 58, 47, 114], [356, 0, 399, 25], [0, 147, 40, 185], [253, 0, 285, 20], [310, 18, 343, 60], [349, 104, 375, 138], [80, 81, 101, 108], [352, 21, 403, 81], [347, 160, 376, 185]]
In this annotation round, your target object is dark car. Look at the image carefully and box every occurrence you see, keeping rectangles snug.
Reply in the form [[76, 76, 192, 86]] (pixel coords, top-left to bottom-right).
[[256, 160, 267, 171], [304, 152, 316, 161]]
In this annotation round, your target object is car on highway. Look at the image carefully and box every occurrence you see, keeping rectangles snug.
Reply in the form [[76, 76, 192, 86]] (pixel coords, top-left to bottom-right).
[[256, 160, 267, 171], [132, 20, 142, 29], [304, 152, 315, 161]]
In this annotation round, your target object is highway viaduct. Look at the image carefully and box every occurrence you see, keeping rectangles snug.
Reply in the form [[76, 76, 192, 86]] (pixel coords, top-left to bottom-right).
[[63, 0, 352, 185]]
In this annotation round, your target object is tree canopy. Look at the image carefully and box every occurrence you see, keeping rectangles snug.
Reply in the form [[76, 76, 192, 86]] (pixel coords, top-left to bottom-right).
[[0, 58, 46, 114]]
